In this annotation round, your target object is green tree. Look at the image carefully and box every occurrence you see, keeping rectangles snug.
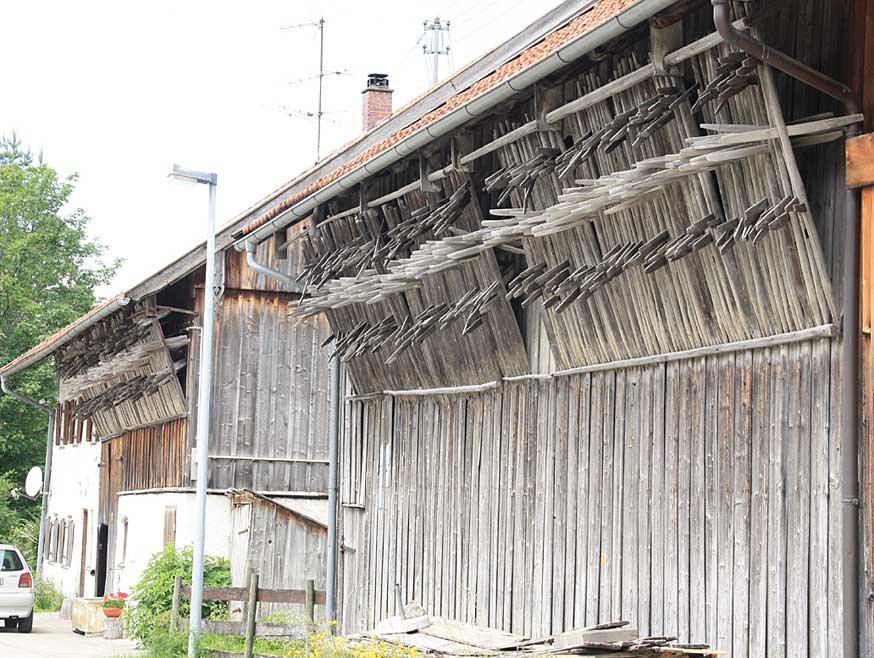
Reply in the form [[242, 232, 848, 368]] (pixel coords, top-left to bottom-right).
[[0, 133, 119, 540]]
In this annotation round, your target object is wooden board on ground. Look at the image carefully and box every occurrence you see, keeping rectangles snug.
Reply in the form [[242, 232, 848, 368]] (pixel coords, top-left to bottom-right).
[[552, 627, 640, 651], [377, 632, 500, 655], [419, 616, 527, 650], [373, 615, 432, 634]]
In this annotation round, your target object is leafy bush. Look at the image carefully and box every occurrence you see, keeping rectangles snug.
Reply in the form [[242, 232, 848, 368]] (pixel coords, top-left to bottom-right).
[[126, 545, 231, 643], [33, 578, 64, 612]]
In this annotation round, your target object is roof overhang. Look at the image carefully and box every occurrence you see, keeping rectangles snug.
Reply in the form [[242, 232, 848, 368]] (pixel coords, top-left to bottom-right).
[[0, 295, 132, 378]]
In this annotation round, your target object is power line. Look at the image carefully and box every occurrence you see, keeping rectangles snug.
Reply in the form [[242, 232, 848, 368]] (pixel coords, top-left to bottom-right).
[[451, 0, 530, 46]]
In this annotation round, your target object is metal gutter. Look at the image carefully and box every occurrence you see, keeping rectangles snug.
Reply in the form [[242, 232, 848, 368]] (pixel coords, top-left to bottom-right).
[[236, 0, 678, 248], [0, 296, 132, 377], [712, 3, 863, 657]]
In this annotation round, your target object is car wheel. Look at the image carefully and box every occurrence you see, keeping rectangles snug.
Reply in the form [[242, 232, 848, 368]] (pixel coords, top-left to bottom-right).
[[4, 619, 18, 629], [16, 614, 32, 633]]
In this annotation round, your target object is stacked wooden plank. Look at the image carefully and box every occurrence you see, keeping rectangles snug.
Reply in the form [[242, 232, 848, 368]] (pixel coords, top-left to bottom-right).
[[291, 112, 853, 322], [362, 616, 718, 658], [300, 172, 528, 392], [57, 306, 188, 437]]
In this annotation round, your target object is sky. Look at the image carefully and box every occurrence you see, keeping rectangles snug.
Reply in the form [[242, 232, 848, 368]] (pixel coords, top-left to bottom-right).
[[3, 0, 564, 296]]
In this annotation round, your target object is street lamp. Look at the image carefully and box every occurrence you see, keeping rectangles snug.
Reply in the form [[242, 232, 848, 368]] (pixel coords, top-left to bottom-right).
[[169, 164, 217, 658]]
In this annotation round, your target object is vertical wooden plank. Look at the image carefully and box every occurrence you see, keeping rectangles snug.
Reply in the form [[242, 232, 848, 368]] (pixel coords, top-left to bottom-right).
[[827, 338, 843, 658], [748, 348, 771, 658], [732, 350, 752, 658], [586, 372, 605, 626], [650, 363, 666, 636], [716, 352, 736, 656], [637, 366, 653, 637], [598, 370, 617, 623], [809, 339, 830, 658], [767, 345, 789, 658], [703, 356, 719, 644], [622, 368, 640, 628], [574, 373, 593, 629], [687, 356, 706, 644], [786, 342, 811, 658], [664, 362, 680, 636]]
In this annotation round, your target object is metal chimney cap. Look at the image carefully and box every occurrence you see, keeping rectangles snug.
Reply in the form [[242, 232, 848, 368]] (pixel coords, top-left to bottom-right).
[[365, 73, 390, 89]]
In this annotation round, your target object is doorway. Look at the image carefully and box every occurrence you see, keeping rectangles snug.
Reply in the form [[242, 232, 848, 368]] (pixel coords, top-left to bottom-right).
[[95, 523, 108, 596]]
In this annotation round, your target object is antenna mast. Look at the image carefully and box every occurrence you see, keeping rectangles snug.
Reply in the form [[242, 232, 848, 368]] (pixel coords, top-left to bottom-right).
[[282, 17, 345, 162], [423, 17, 450, 86]]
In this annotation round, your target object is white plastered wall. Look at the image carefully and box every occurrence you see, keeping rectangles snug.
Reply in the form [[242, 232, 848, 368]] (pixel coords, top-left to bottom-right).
[[40, 441, 100, 598], [113, 492, 232, 594]]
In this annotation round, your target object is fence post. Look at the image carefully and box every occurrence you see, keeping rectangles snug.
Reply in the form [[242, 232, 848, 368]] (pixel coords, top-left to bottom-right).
[[305, 579, 315, 626], [241, 558, 254, 621], [170, 575, 182, 632], [243, 572, 259, 658]]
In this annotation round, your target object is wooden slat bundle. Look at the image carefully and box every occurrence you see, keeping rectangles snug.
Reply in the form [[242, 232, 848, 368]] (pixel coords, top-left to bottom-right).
[[59, 315, 187, 437], [299, 172, 528, 392]]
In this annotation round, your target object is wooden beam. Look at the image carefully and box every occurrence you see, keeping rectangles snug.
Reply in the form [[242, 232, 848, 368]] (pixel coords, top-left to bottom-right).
[[847, 133, 874, 189]]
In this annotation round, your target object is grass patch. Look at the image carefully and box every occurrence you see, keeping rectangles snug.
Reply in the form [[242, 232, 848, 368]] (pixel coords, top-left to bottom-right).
[[202, 633, 299, 656]]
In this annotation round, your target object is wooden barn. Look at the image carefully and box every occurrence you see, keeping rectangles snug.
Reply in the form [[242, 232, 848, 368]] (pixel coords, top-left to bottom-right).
[[226, 0, 874, 657], [4, 0, 874, 656], [0, 205, 334, 597]]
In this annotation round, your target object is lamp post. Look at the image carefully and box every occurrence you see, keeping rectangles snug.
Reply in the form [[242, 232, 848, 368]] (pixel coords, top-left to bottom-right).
[[168, 165, 218, 658]]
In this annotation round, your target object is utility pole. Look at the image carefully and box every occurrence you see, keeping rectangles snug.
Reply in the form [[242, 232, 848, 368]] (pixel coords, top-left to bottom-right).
[[423, 17, 450, 86]]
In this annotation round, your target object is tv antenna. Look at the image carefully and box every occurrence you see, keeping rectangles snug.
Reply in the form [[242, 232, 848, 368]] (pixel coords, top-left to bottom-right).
[[423, 17, 451, 86], [281, 17, 348, 161]]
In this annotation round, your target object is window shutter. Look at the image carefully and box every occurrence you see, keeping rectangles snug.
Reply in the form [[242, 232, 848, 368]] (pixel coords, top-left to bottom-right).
[[163, 506, 177, 548], [65, 520, 75, 567]]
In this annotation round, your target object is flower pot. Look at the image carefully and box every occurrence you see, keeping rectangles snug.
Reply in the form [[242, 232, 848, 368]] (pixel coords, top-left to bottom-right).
[[102, 607, 123, 619]]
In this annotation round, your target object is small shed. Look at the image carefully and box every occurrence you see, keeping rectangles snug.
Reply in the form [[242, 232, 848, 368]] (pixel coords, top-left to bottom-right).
[[228, 490, 328, 620]]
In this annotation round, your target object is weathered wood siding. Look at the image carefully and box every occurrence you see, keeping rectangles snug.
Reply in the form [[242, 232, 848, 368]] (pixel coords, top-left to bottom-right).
[[98, 417, 188, 589], [188, 288, 333, 491], [230, 493, 327, 619], [339, 338, 842, 658]]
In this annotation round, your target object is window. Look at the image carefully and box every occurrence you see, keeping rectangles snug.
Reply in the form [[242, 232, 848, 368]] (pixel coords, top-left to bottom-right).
[[0, 549, 23, 572], [65, 519, 75, 567]]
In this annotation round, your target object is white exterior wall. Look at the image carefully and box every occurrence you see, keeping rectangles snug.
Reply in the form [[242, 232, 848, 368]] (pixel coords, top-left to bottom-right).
[[113, 492, 232, 594], [40, 441, 101, 598]]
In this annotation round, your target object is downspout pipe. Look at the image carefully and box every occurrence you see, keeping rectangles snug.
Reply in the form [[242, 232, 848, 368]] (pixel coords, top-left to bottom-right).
[[326, 353, 340, 628], [243, 238, 341, 625], [1, 374, 55, 576], [713, 3, 863, 657], [245, 240, 303, 292]]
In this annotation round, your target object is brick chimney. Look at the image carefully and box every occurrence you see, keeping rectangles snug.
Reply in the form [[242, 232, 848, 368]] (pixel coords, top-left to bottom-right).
[[362, 73, 393, 131]]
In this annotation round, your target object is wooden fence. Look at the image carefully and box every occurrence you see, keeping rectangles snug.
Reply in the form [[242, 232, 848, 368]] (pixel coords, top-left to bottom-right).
[[171, 574, 326, 658]]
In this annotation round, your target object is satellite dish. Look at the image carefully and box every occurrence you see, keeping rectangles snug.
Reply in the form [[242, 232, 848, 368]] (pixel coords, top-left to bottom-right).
[[24, 467, 42, 498]]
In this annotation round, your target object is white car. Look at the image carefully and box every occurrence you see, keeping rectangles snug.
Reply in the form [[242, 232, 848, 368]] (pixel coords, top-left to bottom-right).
[[0, 545, 33, 633]]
